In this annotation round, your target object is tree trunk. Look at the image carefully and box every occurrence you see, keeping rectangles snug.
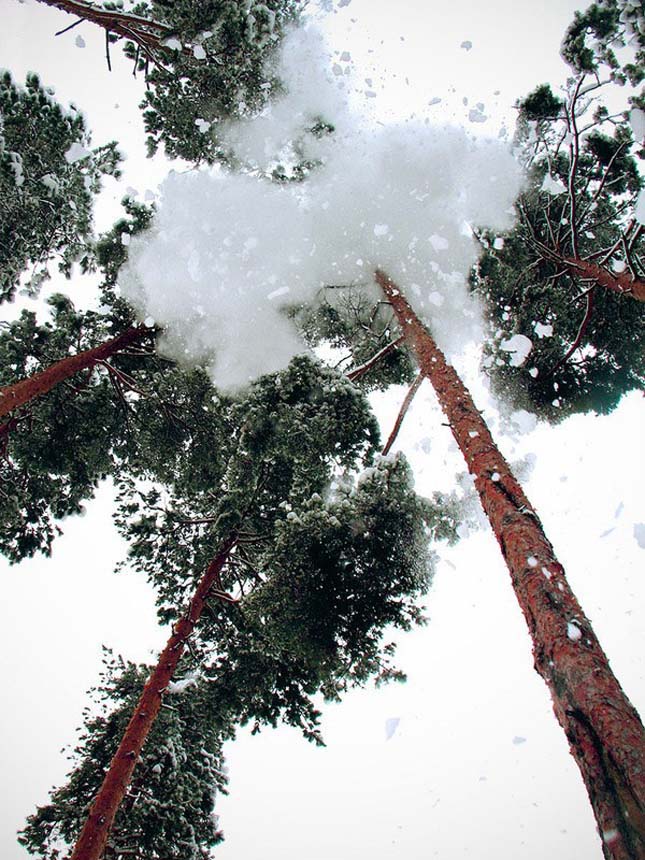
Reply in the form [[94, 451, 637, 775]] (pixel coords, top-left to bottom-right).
[[563, 257, 645, 302], [0, 326, 150, 420], [70, 535, 237, 860], [375, 269, 645, 860]]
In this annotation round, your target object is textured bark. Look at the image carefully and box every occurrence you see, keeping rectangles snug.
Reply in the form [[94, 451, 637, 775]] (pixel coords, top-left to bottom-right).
[[0, 326, 149, 420], [35, 0, 184, 65], [563, 257, 645, 302], [375, 269, 645, 860], [70, 536, 237, 860]]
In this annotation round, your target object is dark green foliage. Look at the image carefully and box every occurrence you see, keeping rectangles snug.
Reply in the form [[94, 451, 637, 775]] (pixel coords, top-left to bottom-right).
[[0, 299, 125, 560], [470, 2, 645, 421], [19, 653, 229, 860], [0, 72, 121, 302], [295, 285, 417, 390], [561, 0, 644, 86], [519, 84, 564, 122], [0, 203, 157, 562], [473, 219, 645, 419], [19, 355, 458, 856], [121, 0, 304, 163]]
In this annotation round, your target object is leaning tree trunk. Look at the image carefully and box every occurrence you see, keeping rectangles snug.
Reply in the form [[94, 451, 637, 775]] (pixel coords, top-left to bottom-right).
[[0, 325, 150, 420], [375, 270, 645, 860], [561, 257, 645, 303], [70, 536, 237, 860]]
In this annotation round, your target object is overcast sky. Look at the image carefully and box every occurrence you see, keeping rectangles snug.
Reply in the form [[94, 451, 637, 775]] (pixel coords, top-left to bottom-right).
[[1, 2, 643, 859]]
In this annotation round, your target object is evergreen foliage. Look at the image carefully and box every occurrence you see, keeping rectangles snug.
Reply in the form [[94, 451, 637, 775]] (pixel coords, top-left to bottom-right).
[[20, 652, 229, 860], [0, 203, 155, 562], [0, 72, 121, 302], [469, 2, 645, 421], [132, 0, 303, 163]]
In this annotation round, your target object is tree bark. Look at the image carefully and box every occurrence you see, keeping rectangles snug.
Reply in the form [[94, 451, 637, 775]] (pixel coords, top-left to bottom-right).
[[375, 269, 645, 860], [35, 0, 188, 65], [563, 257, 645, 302], [70, 535, 237, 860], [0, 326, 150, 420]]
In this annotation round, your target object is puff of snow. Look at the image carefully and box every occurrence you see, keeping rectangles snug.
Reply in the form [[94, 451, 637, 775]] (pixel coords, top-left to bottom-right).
[[566, 621, 582, 642], [121, 26, 522, 391]]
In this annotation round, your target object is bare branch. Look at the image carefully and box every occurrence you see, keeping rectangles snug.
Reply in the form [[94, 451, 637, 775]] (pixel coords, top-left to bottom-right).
[[382, 373, 424, 456]]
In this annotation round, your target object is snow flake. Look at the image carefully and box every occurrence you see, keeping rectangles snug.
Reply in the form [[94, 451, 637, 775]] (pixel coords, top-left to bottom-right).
[[636, 188, 645, 226], [500, 334, 532, 367], [193, 44, 207, 60], [121, 233, 131, 246], [527, 556, 538, 568], [533, 321, 553, 338], [65, 142, 91, 164], [468, 105, 487, 124], [75, 35, 85, 48], [633, 523, 645, 549], [630, 107, 645, 141], [460, 40, 473, 50], [541, 174, 566, 195], [195, 118, 212, 133], [567, 621, 582, 642], [493, 237, 504, 250], [528, 367, 539, 378], [385, 717, 400, 740], [491, 472, 500, 482], [162, 36, 182, 50]]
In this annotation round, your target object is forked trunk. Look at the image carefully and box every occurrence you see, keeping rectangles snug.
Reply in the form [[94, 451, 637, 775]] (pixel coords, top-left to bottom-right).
[[69, 536, 237, 860], [0, 326, 149, 420], [375, 270, 645, 860]]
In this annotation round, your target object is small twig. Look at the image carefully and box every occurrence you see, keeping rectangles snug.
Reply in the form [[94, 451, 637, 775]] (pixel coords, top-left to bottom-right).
[[55, 17, 84, 36], [105, 29, 112, 71]]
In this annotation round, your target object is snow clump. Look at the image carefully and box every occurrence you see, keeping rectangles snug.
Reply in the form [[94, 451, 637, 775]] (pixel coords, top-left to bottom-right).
[[121, 26, 522, 391]]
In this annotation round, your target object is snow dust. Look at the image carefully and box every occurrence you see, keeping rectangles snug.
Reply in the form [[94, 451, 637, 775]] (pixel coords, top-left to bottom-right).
[[121, 26, 522, 391]]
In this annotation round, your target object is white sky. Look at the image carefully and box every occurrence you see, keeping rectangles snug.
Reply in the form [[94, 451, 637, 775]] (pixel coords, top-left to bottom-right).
[[1, 2, 643, 859]]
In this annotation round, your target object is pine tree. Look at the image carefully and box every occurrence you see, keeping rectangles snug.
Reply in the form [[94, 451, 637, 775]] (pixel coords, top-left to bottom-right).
[[471, 0, 644, 419], [20, 355, 458, 860], [35, 0, 304, 163], [0, 71, 121, 301], [20, 652, 231, 860]]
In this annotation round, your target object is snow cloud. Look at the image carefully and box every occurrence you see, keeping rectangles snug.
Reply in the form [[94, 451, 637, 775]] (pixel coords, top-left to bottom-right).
[[121, 26, 522, 391]]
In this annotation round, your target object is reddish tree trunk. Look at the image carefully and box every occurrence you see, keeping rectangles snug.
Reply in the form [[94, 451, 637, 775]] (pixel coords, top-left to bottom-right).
[[0, 326, 149, 420], [70, 536, 237, 860], [563, 257, 645, 302], [375, 270, 645, 860]]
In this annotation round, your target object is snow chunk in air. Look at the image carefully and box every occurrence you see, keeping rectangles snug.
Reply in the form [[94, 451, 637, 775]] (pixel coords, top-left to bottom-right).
[[500, 334, 532, 367]]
